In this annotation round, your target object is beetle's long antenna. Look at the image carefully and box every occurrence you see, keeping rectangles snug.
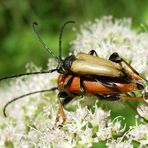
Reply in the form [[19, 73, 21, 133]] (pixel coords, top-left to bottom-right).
[[0, 69, 57, 82], [3, 87, 58, 117], [33, 22, 59, 62], [59, 21, 75, 60]]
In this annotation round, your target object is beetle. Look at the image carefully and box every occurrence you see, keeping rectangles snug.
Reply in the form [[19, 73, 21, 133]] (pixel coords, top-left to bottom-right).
[[55, 51, 148, 123], [1, 21, 148, 125]]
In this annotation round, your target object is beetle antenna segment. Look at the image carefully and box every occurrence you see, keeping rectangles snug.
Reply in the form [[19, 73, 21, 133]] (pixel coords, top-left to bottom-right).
[[3, 87, 58, 117], [33, 22, 59, 62], [59, 20, 75, 60], [0, 69, 57, 82]]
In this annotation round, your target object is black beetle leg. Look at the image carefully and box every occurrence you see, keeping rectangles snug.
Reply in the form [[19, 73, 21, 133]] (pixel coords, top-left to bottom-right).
[[109, 52, 138, 75], [80, 77, 87, 94], [131, 92, 136, 97], [121, 58, 148, 83], [58, 91, 73, 105], [88, 50, 98, 56], [98, 80, 148, 123], [109, 52, 148, 83], [62, 97, 73, 106], [98, 94, 120, 101], [109, 52, 139, 75], [109, 52, 122, 63], [64, 75, 74, 88]]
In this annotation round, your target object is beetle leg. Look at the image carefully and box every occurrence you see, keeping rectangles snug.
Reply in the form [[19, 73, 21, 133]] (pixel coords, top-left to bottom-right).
[[55, 94, 67, 127], [109, 52, 138, 75], [88, 50, 98, 56], [109, 52, 122, 63], [58, 91, 73, 105], [64, 75, 74, 88], [100, 92, 148, 123], [80, 77, 87, 94], [110, 83, 146, 101], [98, 94, 120, 101], [62, 97, 73, 105], [131, 92, 136, 97], [109, 53, 139, 75], [109, 52, 148, 83], [121, 58, 148, 83]]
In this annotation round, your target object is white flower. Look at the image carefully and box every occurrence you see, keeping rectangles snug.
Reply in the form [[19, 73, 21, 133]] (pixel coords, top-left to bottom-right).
[[89, 103, 110, 127], [127, 124, 148, 146], [78, 127, 93, 147], [137, 105, 148, 120]]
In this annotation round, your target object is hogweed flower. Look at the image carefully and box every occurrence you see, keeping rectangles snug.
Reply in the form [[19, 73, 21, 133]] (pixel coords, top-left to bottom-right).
[[0, 16, 148, 147], [127, 124, 148, 146]]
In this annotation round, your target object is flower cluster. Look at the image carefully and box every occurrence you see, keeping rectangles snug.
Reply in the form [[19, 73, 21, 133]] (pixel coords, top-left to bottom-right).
[[0, 17, 148, 147]]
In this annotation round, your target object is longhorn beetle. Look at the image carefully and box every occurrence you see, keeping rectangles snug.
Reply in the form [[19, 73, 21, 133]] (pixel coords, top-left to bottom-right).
[[1, 21, 148, 125]]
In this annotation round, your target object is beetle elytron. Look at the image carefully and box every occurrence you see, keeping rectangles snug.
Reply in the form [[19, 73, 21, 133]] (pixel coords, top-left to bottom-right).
[[1, 21, 148, 125]]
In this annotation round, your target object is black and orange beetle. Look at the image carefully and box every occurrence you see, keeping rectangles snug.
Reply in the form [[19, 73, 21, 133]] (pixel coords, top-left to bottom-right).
[[1, 21, 148, 124]]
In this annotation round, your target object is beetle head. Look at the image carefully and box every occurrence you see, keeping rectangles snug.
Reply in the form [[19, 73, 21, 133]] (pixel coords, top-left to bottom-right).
[[57, 55, 75, 74]]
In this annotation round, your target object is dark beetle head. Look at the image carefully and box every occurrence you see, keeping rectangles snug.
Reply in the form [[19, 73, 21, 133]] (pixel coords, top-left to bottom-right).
[[57, 55, 75, 73], [63, 55, 75, 72]]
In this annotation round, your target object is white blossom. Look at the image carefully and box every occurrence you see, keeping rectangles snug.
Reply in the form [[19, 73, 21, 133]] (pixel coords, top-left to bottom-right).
[[137, 105, 148, 120], [127, 124, 148, 146]]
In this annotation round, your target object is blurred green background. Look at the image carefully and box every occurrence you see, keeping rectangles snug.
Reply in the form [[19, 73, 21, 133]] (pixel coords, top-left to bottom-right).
[[0, 0, 148, 77]]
